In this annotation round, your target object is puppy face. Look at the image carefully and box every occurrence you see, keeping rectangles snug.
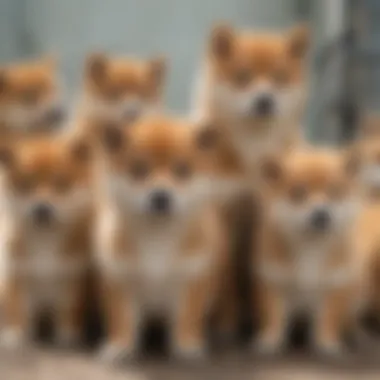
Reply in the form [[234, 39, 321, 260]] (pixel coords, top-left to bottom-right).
[[98, 115, 233, 218], [208, 24, 309, 126], [0, 57, 65, 131], [84, 53, 166, 123], [261, 150, 360, 239], [0, 137, 93, 228]]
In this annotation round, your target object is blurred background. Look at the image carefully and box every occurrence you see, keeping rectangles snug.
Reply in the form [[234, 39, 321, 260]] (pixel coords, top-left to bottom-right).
[[2, 0, 379, 144], [1, 1, 380, 379]]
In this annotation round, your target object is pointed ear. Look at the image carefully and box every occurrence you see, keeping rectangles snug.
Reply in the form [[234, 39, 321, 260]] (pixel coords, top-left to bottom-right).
[[194, 122, 220, 151], [86, 53, 108, 83], [287, 23, 310, 59], [148, 56, 166, 89], [210, 24, 235, 60], [0, 69, 8, 93], [260, 156, 284, 187]]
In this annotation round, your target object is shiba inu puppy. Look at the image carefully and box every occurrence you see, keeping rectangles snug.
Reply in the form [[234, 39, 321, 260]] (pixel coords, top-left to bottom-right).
[[94, 115, 236, 363], [77, 53, 166, 131], [255, 149, 361, 356], [191, 23, 310, 343], [0, 134, 94, 348], [0, 57, 65, 138], [192, 23, 309, 173]]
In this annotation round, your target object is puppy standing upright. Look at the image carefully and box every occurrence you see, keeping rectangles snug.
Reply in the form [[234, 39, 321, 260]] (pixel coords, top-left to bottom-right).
[[255, 150, 361, 355], [94, 115, 235, 363], [191, 23, 310, 337], [0, 135, 94, 348]]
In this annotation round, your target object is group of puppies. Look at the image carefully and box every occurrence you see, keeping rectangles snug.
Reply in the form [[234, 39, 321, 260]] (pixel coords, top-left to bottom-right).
[[0, 21, 379, 365]]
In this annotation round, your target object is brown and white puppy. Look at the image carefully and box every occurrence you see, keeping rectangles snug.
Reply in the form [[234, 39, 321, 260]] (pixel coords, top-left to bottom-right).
[[191, 23, 311, 342], [77, 53, 166, 132], [0, 135, 94, 348], [255, 149, 361, 356], [192, 23, 310, 174], [94, 115, 236, 363], [0, 57, 65, 139]]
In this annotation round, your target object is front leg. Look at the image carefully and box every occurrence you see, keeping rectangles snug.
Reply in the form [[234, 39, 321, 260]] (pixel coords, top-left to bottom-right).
[[254, 282, 289, 355], [55, 278, 85, 347], [314, 287, 352, 357], [258, 260, 294, 289], [98, 279, 139, 365], [172, 275, 213, 360], [0, 278, 29, 349]]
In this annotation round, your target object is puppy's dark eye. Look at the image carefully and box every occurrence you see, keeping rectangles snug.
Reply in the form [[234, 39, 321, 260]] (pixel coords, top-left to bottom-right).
[[234, 68, 252, 87], [173, 161, 192, 180], [129, 159, 150, 180], [289, 184, 307, 203]]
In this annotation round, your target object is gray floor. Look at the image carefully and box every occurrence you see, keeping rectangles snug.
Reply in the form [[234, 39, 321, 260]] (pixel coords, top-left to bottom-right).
[[1, 347, 380, 380]]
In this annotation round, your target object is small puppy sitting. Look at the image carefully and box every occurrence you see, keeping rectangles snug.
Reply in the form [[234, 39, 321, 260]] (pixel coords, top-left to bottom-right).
[[0, 135, 93, 348], [77, 53, 166, 131], [94, 115, 230, 363], [255, 149, 361, 356], [0, 56, 66, 138]]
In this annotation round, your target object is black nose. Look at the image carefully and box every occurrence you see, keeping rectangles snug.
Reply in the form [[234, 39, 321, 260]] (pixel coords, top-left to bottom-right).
[[150, 190, 172, 214], [254, 95, 275, 117], [310, 208, 331, 231], [44, 106, 66, 127], [32, 203, 54, 225]]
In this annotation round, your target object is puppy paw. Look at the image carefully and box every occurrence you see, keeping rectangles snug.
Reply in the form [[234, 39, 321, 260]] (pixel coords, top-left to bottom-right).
[[98, 342, 136, 366], [0, 328, 25, 350], [56, 328, 80, 348], [173, 341, 207, 362], [253, 334, 284, 356], [315, 339, 345, 359]]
